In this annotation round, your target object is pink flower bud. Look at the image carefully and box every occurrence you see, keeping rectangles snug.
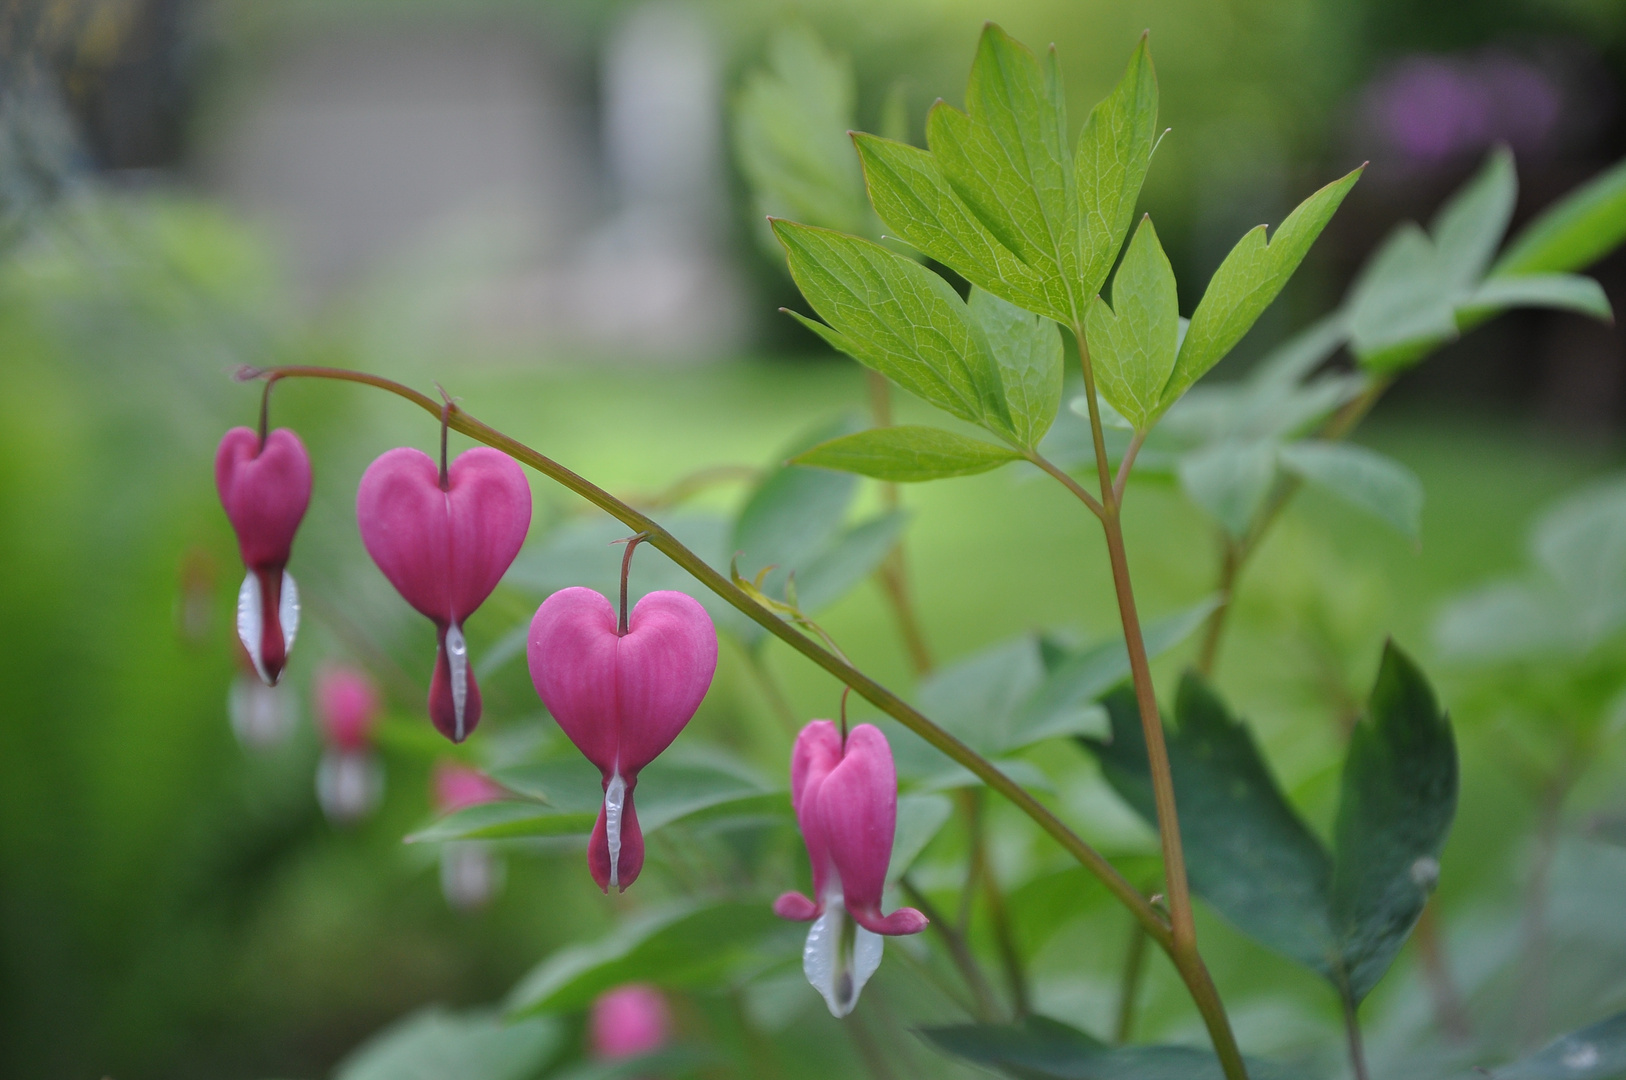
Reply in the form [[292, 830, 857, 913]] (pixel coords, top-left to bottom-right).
[[356, 446, 531, 742], [527, 587, 717, 893], [589, 983, 671, 1061], [774, 721, 925, 1017], [216, 427, 312, 684], [314, 665, 382, 751], [431, 760, 507, 814]]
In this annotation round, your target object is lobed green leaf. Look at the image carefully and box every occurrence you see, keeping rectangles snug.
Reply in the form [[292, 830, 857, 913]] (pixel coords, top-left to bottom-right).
[[1086, 215, 1179, 430], [968, 286, 1064, 446], [336, 1008, 561, 1080], [1493, 155, 1626, 277], [792, 425, 1022, 482], [1176, 439, 1278, 540], [1278, 440, 1424, 540], [1075, 34, 1159, 303]]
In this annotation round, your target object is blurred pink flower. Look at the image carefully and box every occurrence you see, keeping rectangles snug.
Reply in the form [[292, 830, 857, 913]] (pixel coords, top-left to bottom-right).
[[527, 587, 717, 893], [432, 761, 507, 814], [356, 446, 531, 742], [1363, 52, 1561, 168], [216, 427, 312, 684], [314, 665, 382, 751], [589, 983, 671, 1061]]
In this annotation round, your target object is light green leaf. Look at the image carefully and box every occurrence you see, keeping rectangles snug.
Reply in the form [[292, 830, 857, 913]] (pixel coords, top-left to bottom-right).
[[734, 415, 862, 586], [1431, 144, 1517, 289], [1494, 1012, 1626, 1080], [794, 510, 910, 613], [1493, 155, 1626, 277], [734, 25, 871, 242], [1278, 440, 1424, 539], [1086, 215, 1179, 430], [774, 219, 1011, 432], [1162, 166, 1363, 408], [887, 793, 954, 881], [1346, 222, 1460, 372], [1074, 35, 1159, 303], [405, 801, 595, 844], [792, 425, 1021, 482], [1247, 310, 1351, 386], [853, 132, 1057, 318], [928, 24, 1080, 322], [1331, 643, 1457, 1003], [336, 1008, 561, 1080], [507, 901, 792, 1015], [1464, 273, 1613, 323], [968, 286, 1064, 446], [1177, 439, 1279, 539]]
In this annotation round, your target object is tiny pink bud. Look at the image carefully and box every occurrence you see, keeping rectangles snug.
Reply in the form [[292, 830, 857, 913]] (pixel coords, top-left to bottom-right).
[[314, 665, 381, 751], [356, 446, 531, 743], [775, 721, 925, 1017], [216, 427, 312, 684], [589, 983, 671, 1061], [527, 587, 717, 893], [431, 760, 507, 814]]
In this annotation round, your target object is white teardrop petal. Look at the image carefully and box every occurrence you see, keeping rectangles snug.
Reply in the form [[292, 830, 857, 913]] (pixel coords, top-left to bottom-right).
[[849, 925, 884, 1006], [316, 748, 384, 823], [802, 906, 844, 1017], [279, 570, 300, 654], [236, 570, 267, 683], [445, 620, 469, 741], [801, 897, 882, 1018], [604, 771, 627, 889]]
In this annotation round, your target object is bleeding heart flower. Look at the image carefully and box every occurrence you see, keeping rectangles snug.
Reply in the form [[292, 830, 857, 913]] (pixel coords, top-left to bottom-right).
[[314, 665, 385, 823], [527, 586, 717, 893], [774, 720, 927, 1017], [356, 446, 531, 742], [216, 427, 312, 684], [590, 983, 671, 1061], [228, 645, 295, 750], [432, 761, 508, 911], [314, 665, 382, 751]]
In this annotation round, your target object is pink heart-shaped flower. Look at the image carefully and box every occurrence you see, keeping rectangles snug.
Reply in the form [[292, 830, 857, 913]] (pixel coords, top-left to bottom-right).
[[357, 446, 531, 741], [216, 426, 313, 684], [528, 586, 717, 891]]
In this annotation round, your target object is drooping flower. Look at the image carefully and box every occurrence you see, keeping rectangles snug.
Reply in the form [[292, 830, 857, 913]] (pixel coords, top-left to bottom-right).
[[774, 721, 926, 1017], [432, 761, 508, 911], [589, 983, 671, 1061], [227, 646, 295, 749], [356, 446, 531, 742], [314, 665, 385, 824], [527, 587, 717, 892], [216, 427, 313, 684]]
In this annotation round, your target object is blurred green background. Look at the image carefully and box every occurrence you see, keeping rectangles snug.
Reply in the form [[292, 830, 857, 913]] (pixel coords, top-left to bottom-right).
[[3, 1, 1626, 1078]]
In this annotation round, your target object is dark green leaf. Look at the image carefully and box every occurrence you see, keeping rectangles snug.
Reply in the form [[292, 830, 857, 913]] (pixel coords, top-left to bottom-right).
[[1331, 641, 1457, 1002], [1075, 35, 1159, 304], [921, 1015, 1296, 1080], [335, 1007, 561, 1080], [1493, 155, 1626, 277], [1085, 677, 1338, 976], [507, 901, 793, 1015], [1087, 216, 1179, 430], [1278, 440, 1424, 539], [1494, 1012, 1626, 1080], [969, 286, 1064, 447], [734, 25, 871, 242], [928, 24, 1080, 322], [792, 425, 1022, 481], [548, 1047, 716, 1080], [1163, 166, 1363, 406], [1177, 439, 1279, 539], [774, 220, 1012, 432]]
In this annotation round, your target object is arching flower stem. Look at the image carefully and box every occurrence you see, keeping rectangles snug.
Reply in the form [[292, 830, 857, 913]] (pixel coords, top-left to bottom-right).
[[235, 365, 1171, 947]]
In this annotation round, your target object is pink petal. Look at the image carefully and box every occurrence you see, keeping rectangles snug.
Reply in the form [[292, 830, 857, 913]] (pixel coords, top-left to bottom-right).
[[444, 448, 533, 619], [614, 591, 718, 774], [528, 587, 621, 773], [216, 427, 312, 571], [587, 782, 644, 892], [786, 720, 842, 916], [773, 892, 819, 921], [817, 724, 926, 936], [432, 761, 506, 814], [314, 666, 381, 750], [589, 984, 671, 1060]]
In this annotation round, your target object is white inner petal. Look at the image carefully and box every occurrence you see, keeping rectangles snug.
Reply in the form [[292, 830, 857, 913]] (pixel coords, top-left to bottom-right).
[[236, 571, 266, 683], [604, 771, 627, 889], [802, 893, 884, 1018], [445, 621, 469, 740], [316, 748, 384, 823], [279, 571, 300, 654]]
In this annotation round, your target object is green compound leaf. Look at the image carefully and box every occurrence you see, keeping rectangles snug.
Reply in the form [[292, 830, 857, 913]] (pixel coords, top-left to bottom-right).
[[1492, 1012, 1626, 1080], [1332, 642, 1457, 1003], [854, 132, 1058, 317], [793, 509, 910, 613], [928, 24, 1080, 322], [336, 1008, 562, 1080], [1278, 440, 1424, 540], [1346, 222, 1461, 373], [1493, 155, 1626, 277], [792, 425, 1022, 482], [734, 25, 872, 242], [1080, 643, 1456, 1007], [921, 1015, 1298, 1080], [968, 286, 1064, 447], [1432, 143, 1517, 290], [734, 415, 863, 587], [1176, 438, 1279, 540], [1075, 34, 1159, 305], [1466, 273, 1613, 323], [508, 901, 793, 1015], [774, 219, 1012, 433], [1087, 215, 1179, 430], [1162, 166, 1363, 410]]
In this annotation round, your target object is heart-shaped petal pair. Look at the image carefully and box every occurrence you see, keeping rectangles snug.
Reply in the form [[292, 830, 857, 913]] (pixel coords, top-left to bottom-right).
[[357, 446, 531, 741], [528, 587, 717, 891]]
